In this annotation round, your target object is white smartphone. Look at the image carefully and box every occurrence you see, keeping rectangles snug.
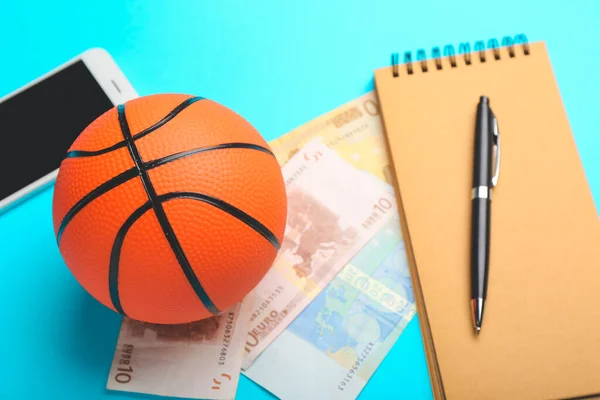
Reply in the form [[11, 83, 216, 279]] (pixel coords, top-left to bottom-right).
[[0, 48, 138, 212]]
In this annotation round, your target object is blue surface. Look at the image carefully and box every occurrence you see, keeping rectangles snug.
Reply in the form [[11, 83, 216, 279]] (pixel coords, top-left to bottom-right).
[[1, 1, 599, 399]]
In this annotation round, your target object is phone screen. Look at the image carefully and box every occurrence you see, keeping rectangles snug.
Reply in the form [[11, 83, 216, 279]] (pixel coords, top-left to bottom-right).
[[0, 60, 114, 202]]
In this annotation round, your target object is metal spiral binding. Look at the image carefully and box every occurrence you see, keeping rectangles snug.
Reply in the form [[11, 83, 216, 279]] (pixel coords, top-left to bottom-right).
[[391, 33, 530, 77]]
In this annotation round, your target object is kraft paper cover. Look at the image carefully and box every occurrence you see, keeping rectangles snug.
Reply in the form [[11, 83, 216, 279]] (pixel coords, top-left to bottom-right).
[[374, 42, 600, 400]]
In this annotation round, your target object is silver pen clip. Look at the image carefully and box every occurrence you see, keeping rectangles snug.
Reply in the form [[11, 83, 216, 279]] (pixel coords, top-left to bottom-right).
[[491, 112, 501, 187]]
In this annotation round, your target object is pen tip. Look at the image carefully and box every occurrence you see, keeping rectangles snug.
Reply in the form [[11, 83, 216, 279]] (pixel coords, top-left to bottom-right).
[[476, 327, 481, 335], [471, 298, 485, 334], [480, 96, 489, 104]]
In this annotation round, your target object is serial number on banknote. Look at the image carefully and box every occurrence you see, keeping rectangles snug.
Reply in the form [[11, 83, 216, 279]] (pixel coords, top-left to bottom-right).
[[113, 344, 135, 384], [337, 342, 374, 392], [326, 123, 368, 148], [249, 285, 284, 323], [327, 99, 379, 128], [218, 311, 235, 366]]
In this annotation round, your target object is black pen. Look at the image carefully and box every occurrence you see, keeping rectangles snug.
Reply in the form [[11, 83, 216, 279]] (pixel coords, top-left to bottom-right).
[[470, 96, 500, 334]]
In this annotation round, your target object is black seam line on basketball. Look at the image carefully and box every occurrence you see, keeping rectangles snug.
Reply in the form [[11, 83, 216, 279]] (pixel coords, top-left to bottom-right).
[[109, 200, 153, 316], [56, 167, 138, 244], [56, 143, 273, 245], [64, 96, 204, 159], [117, 104, 220, 315], [108, 191, 281, 317], [65, 141, 127, 158], [145, 142, 275, 170], [169, 192, 281, 251]]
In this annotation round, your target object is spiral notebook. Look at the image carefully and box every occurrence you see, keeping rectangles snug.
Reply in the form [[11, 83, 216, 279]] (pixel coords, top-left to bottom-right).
[[374, 35, 600, 400]]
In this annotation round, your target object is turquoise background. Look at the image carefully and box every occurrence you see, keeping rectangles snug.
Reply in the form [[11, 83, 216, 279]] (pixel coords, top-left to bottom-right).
[[1, 1, 599, 399]]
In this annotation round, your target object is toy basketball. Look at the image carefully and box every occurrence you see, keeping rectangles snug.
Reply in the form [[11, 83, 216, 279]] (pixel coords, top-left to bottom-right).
[[52, 94, 287, 324]]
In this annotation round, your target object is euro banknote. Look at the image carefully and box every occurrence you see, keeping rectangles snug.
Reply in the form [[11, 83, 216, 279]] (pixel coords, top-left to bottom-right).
[[242, 139, 397, 368], [106, 122, 396, 398], [107, 295, 253, 399], [243, 92, 416, 399], [268, 91, 393, 184], [244, 214, 415, 400]]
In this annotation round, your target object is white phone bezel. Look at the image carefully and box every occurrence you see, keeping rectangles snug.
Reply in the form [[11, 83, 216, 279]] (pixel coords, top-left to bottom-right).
[[0, 48, 139, 213]]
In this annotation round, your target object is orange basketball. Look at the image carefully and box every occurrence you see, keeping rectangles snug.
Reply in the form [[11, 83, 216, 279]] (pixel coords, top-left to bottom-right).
[[52, 94, 287, 324]]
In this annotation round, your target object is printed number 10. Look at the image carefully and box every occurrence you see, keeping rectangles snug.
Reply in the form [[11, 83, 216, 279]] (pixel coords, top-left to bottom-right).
[[115, 366, 133, 384], [374, 198, 392, 214]]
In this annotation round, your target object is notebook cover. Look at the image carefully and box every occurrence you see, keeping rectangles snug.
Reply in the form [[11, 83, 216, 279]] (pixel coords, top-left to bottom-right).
[[374, 41, 600, 400]]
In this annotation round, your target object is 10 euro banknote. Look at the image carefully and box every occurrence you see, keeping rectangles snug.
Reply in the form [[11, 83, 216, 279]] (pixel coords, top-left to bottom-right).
[[107, 123, 396, 398], [242, 139, 397, 368], [243, 92, 416, 399], [107, 295, 253, 399]]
